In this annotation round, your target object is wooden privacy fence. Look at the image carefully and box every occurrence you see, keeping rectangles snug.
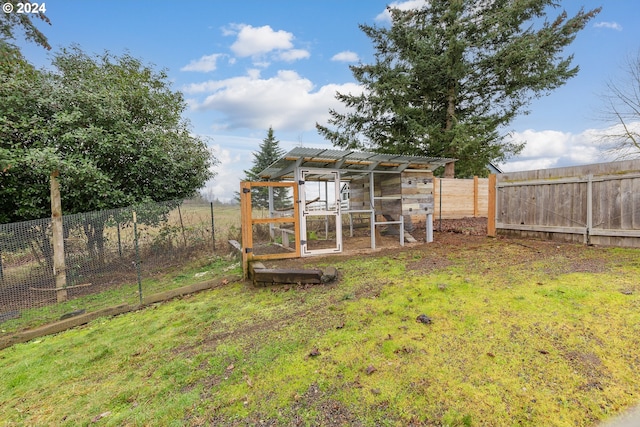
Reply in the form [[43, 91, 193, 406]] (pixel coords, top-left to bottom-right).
[[433, 177, 488, 219], [488, 159, 640, 247]]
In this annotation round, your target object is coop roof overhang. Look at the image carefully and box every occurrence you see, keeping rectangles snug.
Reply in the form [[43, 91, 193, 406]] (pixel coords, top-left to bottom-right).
[[258, 147, 456, 181]]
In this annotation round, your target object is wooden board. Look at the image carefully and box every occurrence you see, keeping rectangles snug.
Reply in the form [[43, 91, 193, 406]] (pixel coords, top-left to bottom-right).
[[252, 268, 323, 285], [433, 177, 489, 219]]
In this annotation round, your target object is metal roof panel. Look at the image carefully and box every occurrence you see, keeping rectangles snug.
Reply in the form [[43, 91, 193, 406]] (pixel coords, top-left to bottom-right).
[[258, 147, 456, 180]]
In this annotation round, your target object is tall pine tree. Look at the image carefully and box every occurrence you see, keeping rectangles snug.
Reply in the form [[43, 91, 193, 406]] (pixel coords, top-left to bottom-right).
[[317, 0, 600, 177], [240, 127, 288, 209]]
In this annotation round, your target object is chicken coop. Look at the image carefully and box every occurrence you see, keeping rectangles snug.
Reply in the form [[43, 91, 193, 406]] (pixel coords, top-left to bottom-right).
[[239, 147, 455, 276]]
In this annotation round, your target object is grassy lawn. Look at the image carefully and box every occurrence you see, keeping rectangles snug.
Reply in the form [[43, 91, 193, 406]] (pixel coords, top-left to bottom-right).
[[1, 235, 639, 426]]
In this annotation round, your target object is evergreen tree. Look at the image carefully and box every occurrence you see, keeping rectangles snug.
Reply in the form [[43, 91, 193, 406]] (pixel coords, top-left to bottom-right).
[[317, 0, 600, 177], [240, 127, 288, 209]]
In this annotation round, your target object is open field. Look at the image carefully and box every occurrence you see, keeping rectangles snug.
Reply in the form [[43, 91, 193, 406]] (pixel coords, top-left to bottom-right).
[[1, 232, 639, 426]]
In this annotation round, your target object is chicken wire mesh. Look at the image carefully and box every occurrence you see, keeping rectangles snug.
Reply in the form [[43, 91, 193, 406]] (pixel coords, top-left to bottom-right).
[[0, 199, 235, 334]]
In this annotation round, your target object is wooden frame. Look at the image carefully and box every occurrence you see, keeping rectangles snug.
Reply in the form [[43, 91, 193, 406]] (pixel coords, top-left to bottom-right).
[[240, 181, 300, 278], [298, 168, 343, 256]]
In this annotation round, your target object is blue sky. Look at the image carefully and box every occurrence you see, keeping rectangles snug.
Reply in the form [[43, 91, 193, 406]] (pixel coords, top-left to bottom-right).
[[14, 0, 640, 201]]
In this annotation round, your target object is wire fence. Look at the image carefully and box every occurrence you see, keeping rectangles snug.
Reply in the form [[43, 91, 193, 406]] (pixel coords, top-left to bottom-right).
[[0, 199, 241, 335]]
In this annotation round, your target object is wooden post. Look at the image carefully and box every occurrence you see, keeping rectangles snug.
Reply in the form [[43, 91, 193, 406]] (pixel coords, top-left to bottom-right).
[[586, 174, 593, 245], [133, 211, 142, 305], [291, 182, 301, 259], [177, 205, 187, 247], [433, 177, 439, 219], [50, 170, 68, 302], [487, 174, 496, 237], [240, 181, 253, 278], [473, 176, 479, 217]]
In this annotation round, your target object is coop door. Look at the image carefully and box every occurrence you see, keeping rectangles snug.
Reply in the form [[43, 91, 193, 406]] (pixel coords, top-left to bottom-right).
[[299, 169, 342, 256]]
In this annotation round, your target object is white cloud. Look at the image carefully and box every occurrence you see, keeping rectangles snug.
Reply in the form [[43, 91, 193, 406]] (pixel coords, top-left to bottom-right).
[[181, 53, 225, 72], [183, 69, 363, 132], [200, 135, 334, 202], [228, 24, 294, 57], [500, 127, 608, 172], [375, 0, 426, 22], [331, 51, 360, 62], [278, 48, 310, 62], [515, 129, 571, 157], [594, 21, 623, 31], [201, 143, 244, 202], [221, 23, 310, 66]]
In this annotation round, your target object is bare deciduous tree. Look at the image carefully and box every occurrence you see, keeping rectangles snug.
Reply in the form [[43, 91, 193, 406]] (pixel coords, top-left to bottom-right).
[[598, 51, 640, 160]]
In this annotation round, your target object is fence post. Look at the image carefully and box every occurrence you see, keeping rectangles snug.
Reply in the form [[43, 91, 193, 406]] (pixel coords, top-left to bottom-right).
[[586, 174, 593, 245], [487, 174, 496, 237], [51, 170, 68, 303], [438, 177, 443, 231], [210, 202, 216, 252], [117, 222, 123, 257], [0, 246, 4, 284], [177, 204, 187, 248], [133, 211, 142, 305]]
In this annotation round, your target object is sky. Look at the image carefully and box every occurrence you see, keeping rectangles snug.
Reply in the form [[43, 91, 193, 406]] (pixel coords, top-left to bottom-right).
[[13, 0, 640, 202]]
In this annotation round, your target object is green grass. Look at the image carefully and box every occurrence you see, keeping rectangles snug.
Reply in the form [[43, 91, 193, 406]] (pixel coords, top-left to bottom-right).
[[0, 255, 241, 334], [1, 236, 639, 426]]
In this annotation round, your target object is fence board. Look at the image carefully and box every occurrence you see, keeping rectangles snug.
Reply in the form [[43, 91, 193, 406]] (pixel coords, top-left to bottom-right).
[[433, 177, 489, 219], [633, 179, 640, 229], [492, 160, 640, 247], [621, 179, 632, 230]]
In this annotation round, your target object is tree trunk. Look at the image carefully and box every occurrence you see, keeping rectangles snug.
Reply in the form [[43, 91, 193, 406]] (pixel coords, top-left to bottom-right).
[[446, 86, 456, 132], [443, 85, 457, 178], [444, 162, 455, 178]]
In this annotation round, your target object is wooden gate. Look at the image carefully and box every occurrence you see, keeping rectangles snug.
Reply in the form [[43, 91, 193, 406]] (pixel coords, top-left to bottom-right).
[[240, 181, 300, 277]]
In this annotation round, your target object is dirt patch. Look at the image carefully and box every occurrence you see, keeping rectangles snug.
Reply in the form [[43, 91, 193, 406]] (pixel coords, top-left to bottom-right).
[[287, 383, 365, 427], [431, 216, 488, 235], [259, 218, 487, 271], [202, 383, 365, 427], [259, 217, 618, 284], [565, 350, 609, 391]]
